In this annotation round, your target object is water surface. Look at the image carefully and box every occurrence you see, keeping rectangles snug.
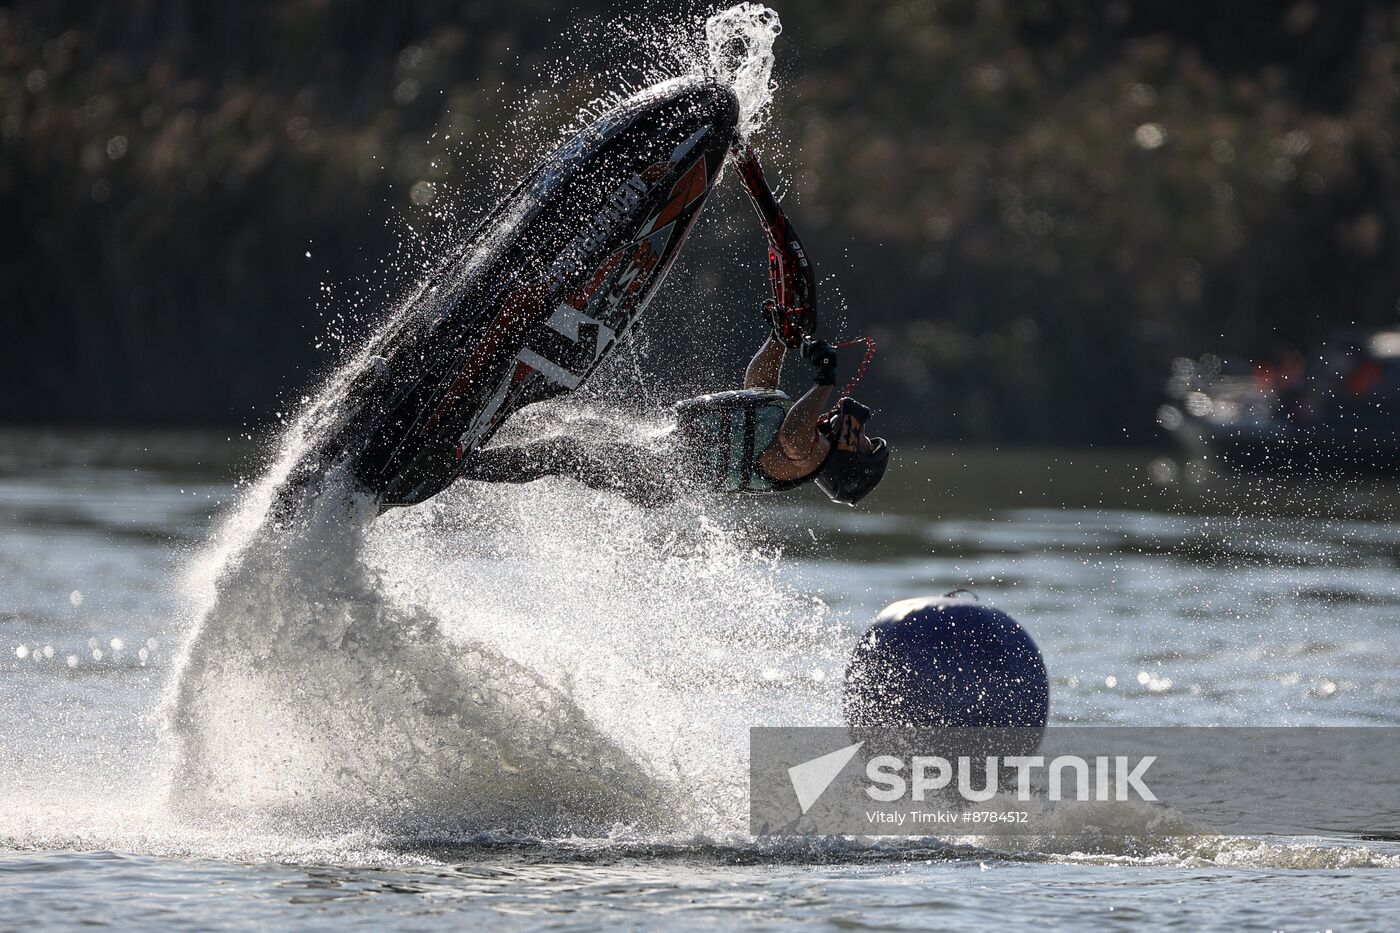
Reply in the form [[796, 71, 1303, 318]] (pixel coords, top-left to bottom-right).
[[2, 429, 1398, 930]]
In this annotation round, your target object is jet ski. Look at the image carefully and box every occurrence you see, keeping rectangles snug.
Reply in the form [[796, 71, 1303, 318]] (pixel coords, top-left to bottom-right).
[[283, 77, 739, 510]]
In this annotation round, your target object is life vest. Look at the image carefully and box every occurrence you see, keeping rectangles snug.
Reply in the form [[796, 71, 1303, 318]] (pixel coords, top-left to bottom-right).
[[672, 389, 813, 493]]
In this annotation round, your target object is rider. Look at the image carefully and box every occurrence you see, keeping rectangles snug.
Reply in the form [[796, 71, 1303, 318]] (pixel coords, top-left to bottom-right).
[[457, 147, 890, 507]]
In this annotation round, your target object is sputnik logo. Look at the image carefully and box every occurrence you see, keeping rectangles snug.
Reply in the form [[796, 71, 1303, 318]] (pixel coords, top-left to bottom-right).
[[787, 741, 864, 814]]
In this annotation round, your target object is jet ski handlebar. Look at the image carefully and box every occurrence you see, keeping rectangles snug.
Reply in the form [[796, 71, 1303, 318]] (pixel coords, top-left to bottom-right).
[[731, 145, 818, 348]]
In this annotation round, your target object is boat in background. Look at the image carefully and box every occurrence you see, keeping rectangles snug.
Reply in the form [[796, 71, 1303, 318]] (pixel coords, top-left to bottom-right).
[[1159, 330, 1400, 476]]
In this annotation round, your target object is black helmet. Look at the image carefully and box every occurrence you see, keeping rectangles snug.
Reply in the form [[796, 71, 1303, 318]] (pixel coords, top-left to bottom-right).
[[815, 397, 890, 505]]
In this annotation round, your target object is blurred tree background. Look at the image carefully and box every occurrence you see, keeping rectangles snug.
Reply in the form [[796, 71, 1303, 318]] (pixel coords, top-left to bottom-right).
[[3, 0, 1399, 443]]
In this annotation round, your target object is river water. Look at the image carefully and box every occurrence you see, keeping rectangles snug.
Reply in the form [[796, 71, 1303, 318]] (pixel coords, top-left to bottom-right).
[[2, 428, 1398, 931]]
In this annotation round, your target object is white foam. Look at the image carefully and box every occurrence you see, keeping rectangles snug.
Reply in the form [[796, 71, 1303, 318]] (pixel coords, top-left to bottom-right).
[[705, 4, 783, 138]]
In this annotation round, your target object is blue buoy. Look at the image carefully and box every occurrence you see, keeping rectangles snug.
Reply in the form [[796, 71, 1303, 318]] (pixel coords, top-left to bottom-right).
[[842, 594, 1049, 729]]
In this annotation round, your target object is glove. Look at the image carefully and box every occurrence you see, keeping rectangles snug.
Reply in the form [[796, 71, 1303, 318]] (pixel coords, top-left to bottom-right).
[[802, 337, 838, 386]]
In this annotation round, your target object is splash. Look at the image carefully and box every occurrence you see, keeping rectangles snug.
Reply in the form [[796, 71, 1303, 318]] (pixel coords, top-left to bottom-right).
[[159, 6, 820, 837], [705, 3, 783, 138], [161, 398, 840, 836]]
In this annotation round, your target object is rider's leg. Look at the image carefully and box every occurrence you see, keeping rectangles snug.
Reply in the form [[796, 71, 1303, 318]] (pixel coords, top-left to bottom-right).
[[462, 437, 678, 507]]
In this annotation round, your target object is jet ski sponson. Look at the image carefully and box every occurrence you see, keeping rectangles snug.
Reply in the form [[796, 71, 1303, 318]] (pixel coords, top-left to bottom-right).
[[287, 77, 739, 508]]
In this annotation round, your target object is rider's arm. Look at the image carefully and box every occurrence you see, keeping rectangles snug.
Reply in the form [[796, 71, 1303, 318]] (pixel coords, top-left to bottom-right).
[[775, 382, 835, 461], [743, 334, 786, 389]]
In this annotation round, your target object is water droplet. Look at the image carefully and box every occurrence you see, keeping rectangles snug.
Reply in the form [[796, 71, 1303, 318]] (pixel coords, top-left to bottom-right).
[[1134, 123, 1166, 150], [410, 180, 436, 205]]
